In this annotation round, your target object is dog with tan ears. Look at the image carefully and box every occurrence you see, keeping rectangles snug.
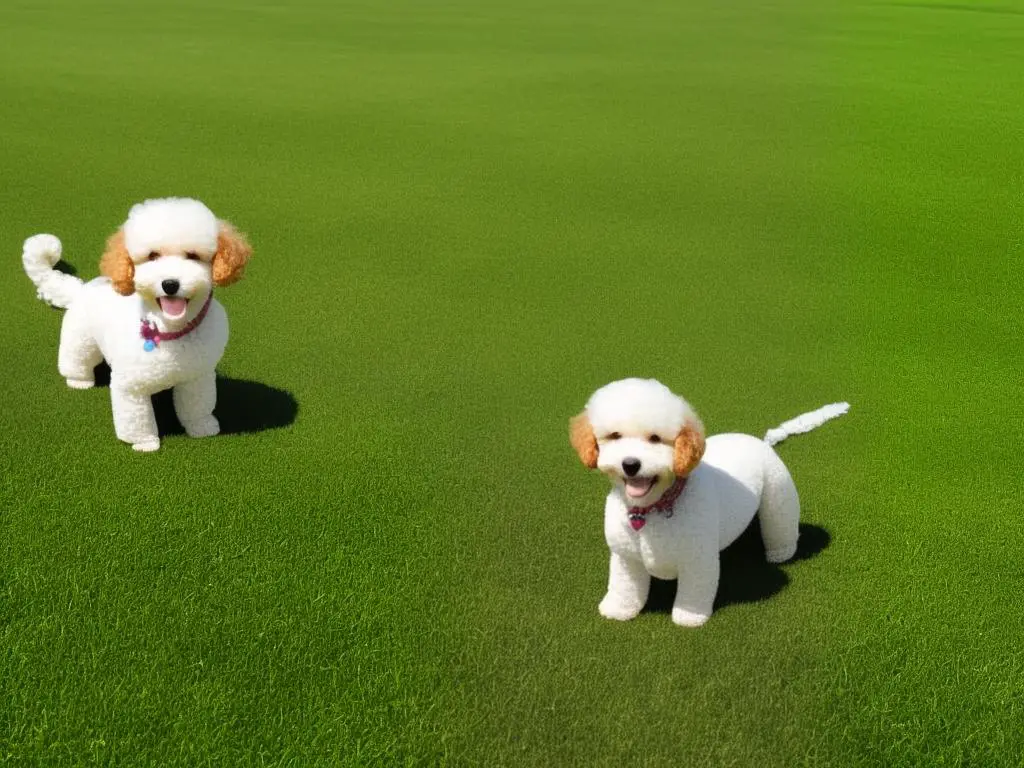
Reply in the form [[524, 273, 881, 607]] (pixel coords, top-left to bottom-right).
[[22, 197, 252, 452], [570, 378, 848, 627]]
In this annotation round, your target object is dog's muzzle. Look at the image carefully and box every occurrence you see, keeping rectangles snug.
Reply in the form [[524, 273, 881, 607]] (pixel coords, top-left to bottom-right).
[[156, 280, 189, 319], [621, 458, 657, 498]]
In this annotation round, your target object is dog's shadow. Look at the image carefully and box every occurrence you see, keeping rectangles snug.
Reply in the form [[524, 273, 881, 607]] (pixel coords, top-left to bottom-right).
[[642, 521, 831, 615], [92, 363, 298, 436]]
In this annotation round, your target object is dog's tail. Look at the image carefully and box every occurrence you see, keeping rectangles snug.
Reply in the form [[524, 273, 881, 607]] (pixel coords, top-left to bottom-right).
[[23, 234, 83, 309], [764, 402, 850, 447]]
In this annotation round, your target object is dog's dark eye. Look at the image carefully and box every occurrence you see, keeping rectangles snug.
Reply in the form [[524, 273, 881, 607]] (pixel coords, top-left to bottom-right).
[[185, 252, 200, 261], [649, 434, 662, 444], [147, 251, 160, 261], [606, 432, 621, 441]]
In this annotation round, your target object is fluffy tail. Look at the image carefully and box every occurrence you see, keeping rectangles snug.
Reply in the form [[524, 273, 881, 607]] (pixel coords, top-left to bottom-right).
[[23, 234, 83, 309], [764, 402, 850, 447]]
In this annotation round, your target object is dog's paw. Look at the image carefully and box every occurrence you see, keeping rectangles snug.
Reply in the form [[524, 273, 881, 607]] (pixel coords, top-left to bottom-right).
[[184, 416, 220, 439], [132, 438, 160, 453], [66, 377, 94, 390], [766, 543, 798, 563], [599, 597, 641, 622], [671, 607, 710, 628]]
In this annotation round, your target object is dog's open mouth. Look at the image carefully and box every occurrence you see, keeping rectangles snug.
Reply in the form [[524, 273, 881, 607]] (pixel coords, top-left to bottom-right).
[[624, 475, 657, 499], [158, 296, 188, 319]]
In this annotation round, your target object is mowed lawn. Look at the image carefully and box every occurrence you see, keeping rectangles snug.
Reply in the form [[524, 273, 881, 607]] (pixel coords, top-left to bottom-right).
[[2, 0, 1023, 764]]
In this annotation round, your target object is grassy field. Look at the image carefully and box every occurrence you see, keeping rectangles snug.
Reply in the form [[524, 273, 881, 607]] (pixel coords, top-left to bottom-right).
[[2, 0, 1023, 764]]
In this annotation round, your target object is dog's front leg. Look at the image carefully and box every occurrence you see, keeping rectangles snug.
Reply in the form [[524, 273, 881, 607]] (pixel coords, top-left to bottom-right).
[[671, 546, 719, 627], [599, 553, 651, 621], [110, 386, 160, 452], [173, 375, 220, 439]]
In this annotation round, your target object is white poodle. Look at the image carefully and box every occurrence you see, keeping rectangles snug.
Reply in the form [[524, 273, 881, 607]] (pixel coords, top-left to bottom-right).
[[570, 378, 848, 627], [22, 197, 252, 452]]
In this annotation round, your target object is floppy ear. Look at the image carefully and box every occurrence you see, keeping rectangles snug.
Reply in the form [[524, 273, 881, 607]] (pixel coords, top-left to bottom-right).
[[99, 229, 134, 296], [673, 418, 706, 477], [212, 220, 252, 287], [569, 412, 599, 469]]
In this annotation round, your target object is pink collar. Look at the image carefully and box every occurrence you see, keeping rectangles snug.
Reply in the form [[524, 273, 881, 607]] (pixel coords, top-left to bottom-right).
[[140, 292, 213, 351], [627, 476, 688, 531]]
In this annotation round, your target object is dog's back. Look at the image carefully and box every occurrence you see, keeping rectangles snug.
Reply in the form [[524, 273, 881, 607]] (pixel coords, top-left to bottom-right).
[[693, 433, 799, 559]]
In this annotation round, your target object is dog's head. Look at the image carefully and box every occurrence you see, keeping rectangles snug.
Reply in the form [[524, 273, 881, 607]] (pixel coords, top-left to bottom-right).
[[570, 378, 706, 505], [99, 197, 252, 323]]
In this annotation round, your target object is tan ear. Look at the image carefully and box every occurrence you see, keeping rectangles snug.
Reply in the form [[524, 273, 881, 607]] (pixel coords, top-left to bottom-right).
[[212, 220, 252, 287], [99, 229, 135, 295], [673, 419, 706, 477], [569, 412, 599, 469]]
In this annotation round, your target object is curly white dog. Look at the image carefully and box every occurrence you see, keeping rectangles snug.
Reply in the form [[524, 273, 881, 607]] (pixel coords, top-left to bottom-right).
[[570, 378, 848, 627], [22, 197, 252, 452]]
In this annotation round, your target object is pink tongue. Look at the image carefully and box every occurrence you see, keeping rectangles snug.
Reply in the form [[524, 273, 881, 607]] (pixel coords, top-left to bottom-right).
[[159, 296, 187, 317], [625, 477, 654, 498]]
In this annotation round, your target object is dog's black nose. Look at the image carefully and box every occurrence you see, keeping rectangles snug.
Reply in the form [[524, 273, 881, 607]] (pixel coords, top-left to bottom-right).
[[161, 279, 180, 295], [622, 458, 641, 477]]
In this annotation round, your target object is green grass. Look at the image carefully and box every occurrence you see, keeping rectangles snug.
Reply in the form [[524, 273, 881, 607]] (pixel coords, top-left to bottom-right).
[[2, 0, 1023, 764]]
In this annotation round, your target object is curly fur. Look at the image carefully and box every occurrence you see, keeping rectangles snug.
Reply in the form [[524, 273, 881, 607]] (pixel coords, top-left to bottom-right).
[[673, 422, 706, 476], [99, 229, 135, 296], [22, 197, 252, 452], [573, 378, 807, 628], [569, 412, 598, 469], [212, 222, 252, 286]]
